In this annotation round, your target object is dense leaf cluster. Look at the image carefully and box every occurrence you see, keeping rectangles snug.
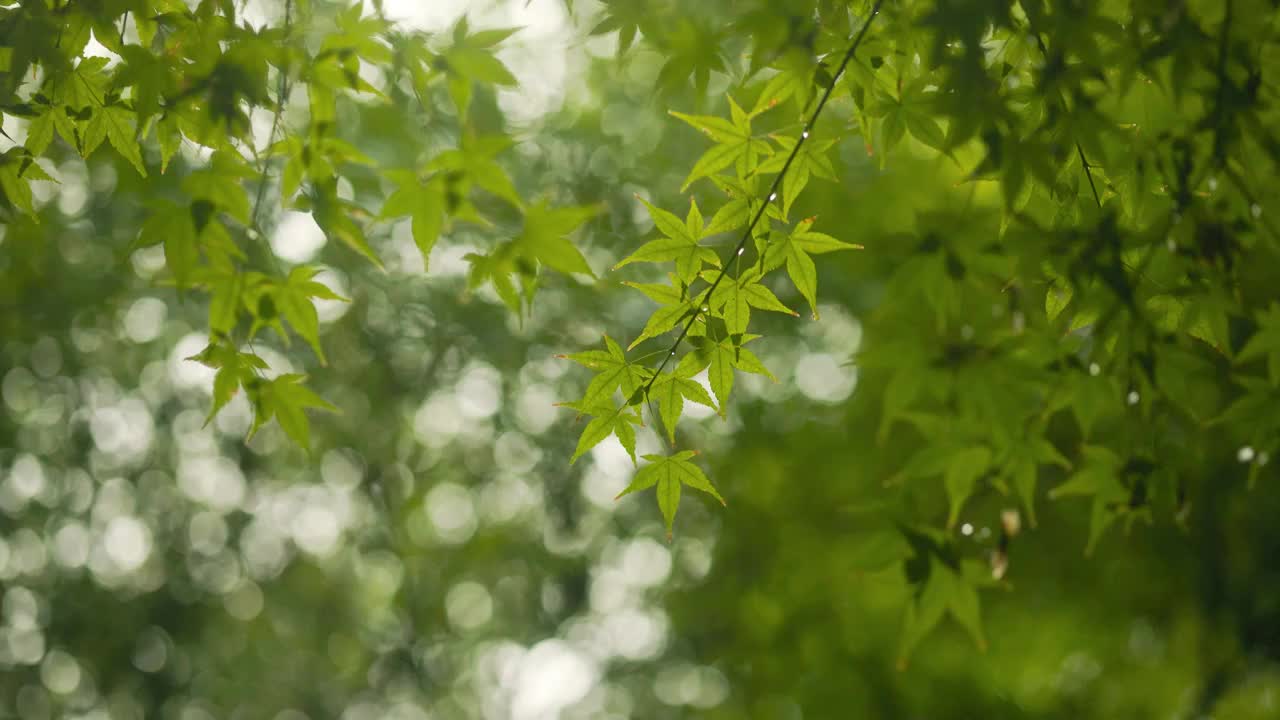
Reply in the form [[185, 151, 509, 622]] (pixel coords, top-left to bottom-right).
[[5, 0, 1280, 678], [1, 0, 595, 448], [566, 0, 1280, 660]]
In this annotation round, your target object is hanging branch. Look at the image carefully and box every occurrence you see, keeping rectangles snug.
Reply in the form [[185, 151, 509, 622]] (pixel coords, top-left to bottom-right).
[[627, 0, 886, 410]]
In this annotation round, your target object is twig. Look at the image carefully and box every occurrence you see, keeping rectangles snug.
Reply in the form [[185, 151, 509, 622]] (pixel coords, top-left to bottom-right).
[[1077, 143, 1102, 208], [249, 0, 294, 234]]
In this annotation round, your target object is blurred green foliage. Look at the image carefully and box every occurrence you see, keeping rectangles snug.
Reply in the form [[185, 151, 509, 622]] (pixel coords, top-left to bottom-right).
[[2, 0, 1280, 718]]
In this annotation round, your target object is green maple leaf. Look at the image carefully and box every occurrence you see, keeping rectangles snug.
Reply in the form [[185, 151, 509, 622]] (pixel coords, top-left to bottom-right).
[[652, 18, 727, 99], [1236, 303, 1280, 385], [1048, 446, 1128, 556], [670, 95, 773, 190], [559, 335, 653, 409], [702, 267, 798, 335], [428, 134, 523, 209], [761, 217, 864, 318], [115, 45, 174, 127], [275, 266, 347, 365], [650, 356, 718, 442], [628, 300, 698, 351], [568, 398, 643, 466], [589, 0, 654, 55], [136, 204, 199, 288], [186, 341, 269, 425], [615, 197, 721, 284], [311, 177, 382, 269], [898, 555, 987, 668], [181, 150, 256, 225], [98, 103, 147, 176], [444, 18, 518, 86], [623, 279, 684, 306], [248, 374, 339, 450], [515, 201, 599, 276], [755, 133, 837, 218], [866, 77, 946, 157], [1003, 437, 1072, 528], [692, 334, 776, 415], [0, 147, 52, 217], [616, 451, 726, 537], [381, 174, 447, 269], [24, 107, 55, 157], [941, 447, 992, 530]]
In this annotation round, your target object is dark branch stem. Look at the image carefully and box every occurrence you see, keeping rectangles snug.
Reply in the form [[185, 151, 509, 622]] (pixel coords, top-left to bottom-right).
[[629, 0, 886, 412], [1212, 0, 1234, 163], [1077, 143, 1102, 208]]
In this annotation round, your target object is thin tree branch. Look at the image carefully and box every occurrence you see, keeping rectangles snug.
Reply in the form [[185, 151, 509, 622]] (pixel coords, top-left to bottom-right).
[[1212, 0, 1234, 163], [250, 0, 294, 237]]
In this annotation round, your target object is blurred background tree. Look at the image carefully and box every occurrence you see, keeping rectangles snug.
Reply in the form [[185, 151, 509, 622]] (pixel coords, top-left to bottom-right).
[[2, 0, 1280, 718]]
